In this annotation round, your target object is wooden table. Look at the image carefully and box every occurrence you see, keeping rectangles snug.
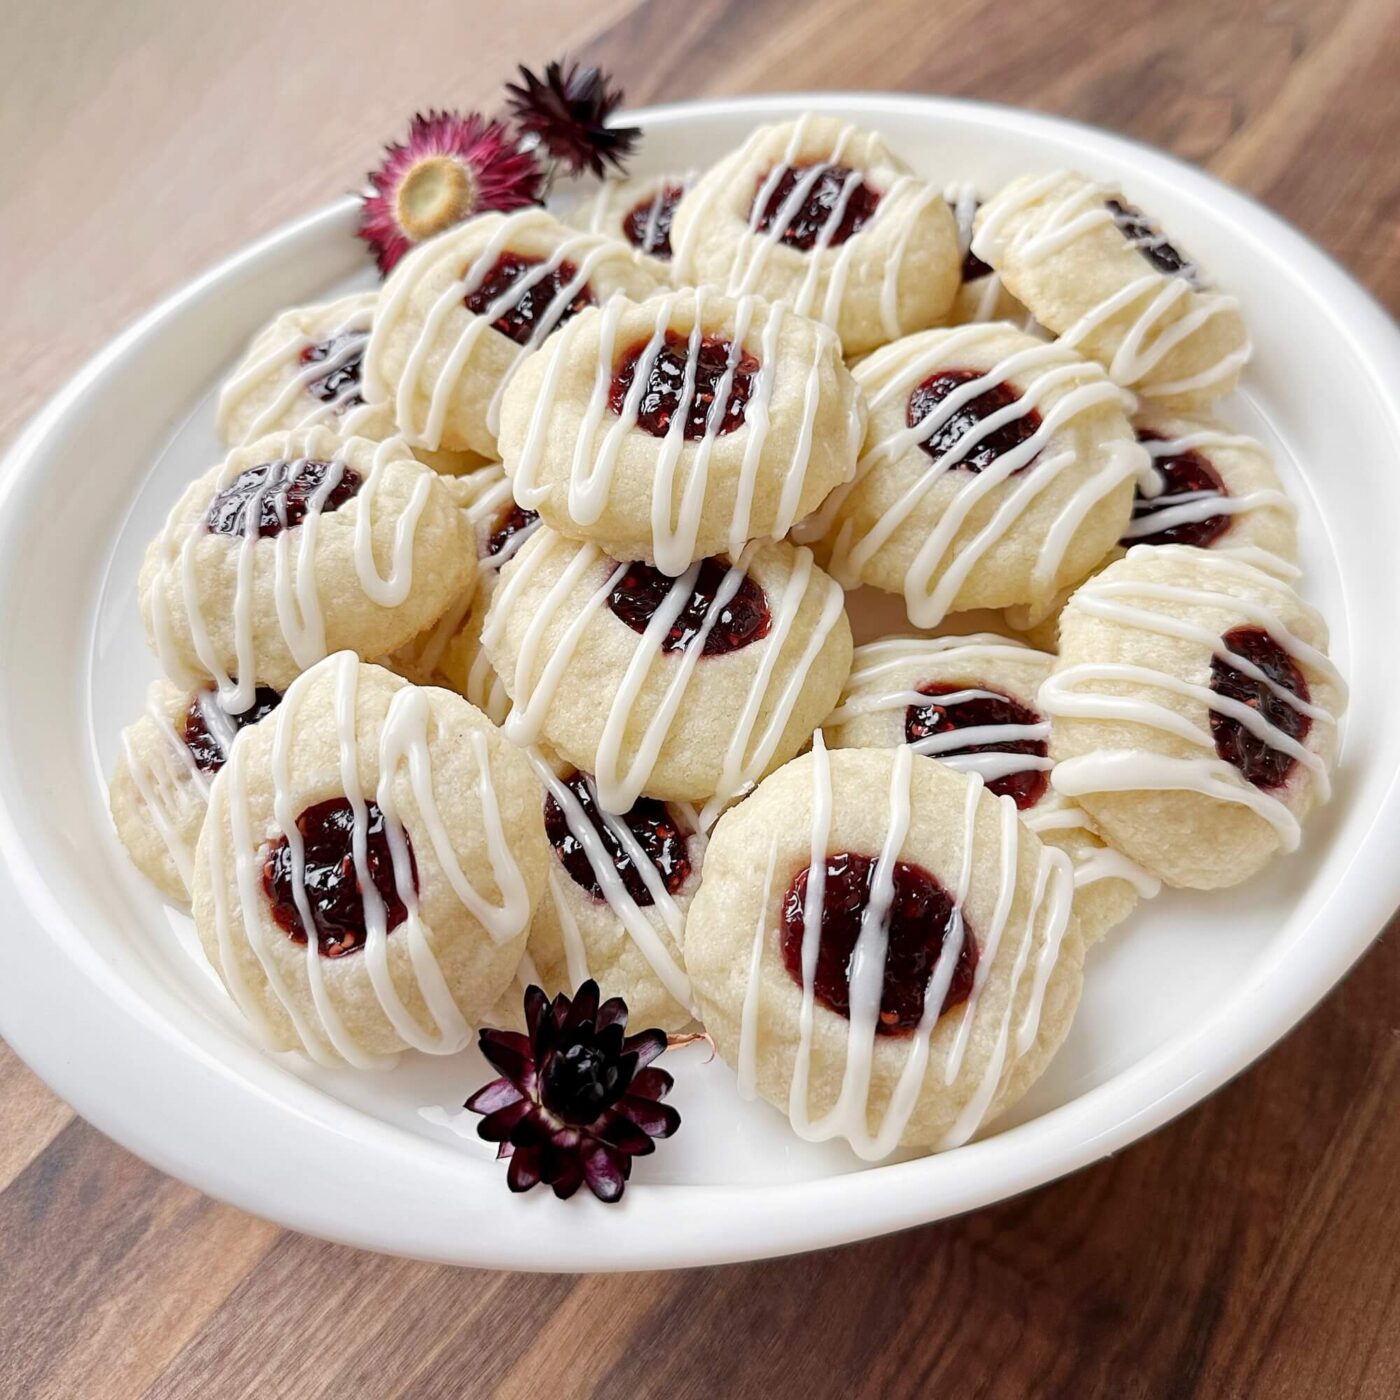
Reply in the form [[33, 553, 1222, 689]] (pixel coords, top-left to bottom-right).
[[3, 1, 1399, 1395]]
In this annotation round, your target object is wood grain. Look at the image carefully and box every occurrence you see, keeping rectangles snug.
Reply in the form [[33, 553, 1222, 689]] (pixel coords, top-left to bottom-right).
[[2, 0, 1399, 1395]]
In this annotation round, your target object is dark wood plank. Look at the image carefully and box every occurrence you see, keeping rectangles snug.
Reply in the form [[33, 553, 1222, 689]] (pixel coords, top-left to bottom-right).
[[3, 0, 1399, 1396]]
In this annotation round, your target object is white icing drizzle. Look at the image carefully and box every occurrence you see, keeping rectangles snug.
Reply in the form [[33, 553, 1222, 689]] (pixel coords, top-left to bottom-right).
[[971, 172, 1252, 399], [671, 115, 944, 343], [1042, 547, 1345, 850], [805, 325, 1146, 627], [203, 653, 533, 1066], [147, 428, 432, 711], [217, 295, 378, 443], [735, 734, 1074, 1159], [509, 288, 845, 575], [363, 210, 627, 449], [485, 531, 845, 819], [528, 751, 696, 1014]]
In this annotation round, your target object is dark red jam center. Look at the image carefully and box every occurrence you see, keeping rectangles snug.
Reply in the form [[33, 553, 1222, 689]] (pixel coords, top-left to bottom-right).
[[781, 854, 977, 1034], [608, 332, 760, 440], [607, 558, 772, 657], [1209, 626, 1311, 790], [1126, 431, 1230, 549], [204, 458, 362, 540], [905, 682, 1049, 810], [464, 252, 595, 346], [544, 772, 691, 907], [1105, 198, 1193, 279], [752, 163, 881, 250], [621, 183, 685, 258], [298, 331, 367, 405], [485, 501, 539, 560], [181, 686, 282, 776], [908, 370, 1042, 474], [263, 798, 416, 958]]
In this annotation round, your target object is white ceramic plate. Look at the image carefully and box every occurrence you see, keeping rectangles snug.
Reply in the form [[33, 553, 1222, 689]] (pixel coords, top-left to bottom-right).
[[3, 93, 1399, 1271]]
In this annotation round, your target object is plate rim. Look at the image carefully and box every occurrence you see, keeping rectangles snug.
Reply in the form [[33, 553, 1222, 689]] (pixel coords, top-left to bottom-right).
[[3, 90, 1400, 1271]]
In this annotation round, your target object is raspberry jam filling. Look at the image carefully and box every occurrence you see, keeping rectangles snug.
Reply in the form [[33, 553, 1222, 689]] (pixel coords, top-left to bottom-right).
[[781, 853, 978, 1034], [1209, 626, 1311, 790], [608, 332, 760, 440], [485, 501, 539, 561], [545, 772, 691, 907], [263, 798, 416, 958], [464, 252, 596, 346], [607, 558, 772, 657], [298, 331, 367, 405], [752, 163, 881, 250], [905, 683, 1049, 810], [1105, 198, 1194, 279], [908, 369, 1042, 473], [205, 458, 362, 540], [621, 183, 685, 258], [181, 686, 282, 776], [1125, 432, 1230, 550]]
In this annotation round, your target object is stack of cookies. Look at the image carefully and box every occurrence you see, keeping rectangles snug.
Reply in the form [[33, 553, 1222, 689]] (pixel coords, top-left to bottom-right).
[[107, 112, 1344, 1159]]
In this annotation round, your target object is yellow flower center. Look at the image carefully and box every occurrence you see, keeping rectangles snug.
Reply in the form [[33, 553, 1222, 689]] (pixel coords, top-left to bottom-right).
[[395, 155, 477, 242]]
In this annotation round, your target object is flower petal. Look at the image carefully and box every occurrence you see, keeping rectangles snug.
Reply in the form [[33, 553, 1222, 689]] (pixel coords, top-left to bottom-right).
[[464, 1076, 524, 1115], [582, 1143, 629, 1203], [506, 1145, 542, 1193]]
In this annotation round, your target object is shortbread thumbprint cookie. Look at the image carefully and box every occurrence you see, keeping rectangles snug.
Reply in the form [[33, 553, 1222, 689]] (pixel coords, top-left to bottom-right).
[[361, 208, 662, 458], [1003, 409, 1300, 649], [684, 740, 1085, 1157], [825, 634, 1159, 944], [566, 171, 696, 276], [524, 753, 707, 1032], [483, 528, 853, 816], [499, 289, 863, 574], [111, 679, 282, 901], [799, 322, 1145, 628], [971, 171, 1251, 406], [670, 115, 960, 356], [215, 290, 488, 476], [1044, 546, 1345, 889], [192, 655, 548, 1065], [140, 427, 474, 698]]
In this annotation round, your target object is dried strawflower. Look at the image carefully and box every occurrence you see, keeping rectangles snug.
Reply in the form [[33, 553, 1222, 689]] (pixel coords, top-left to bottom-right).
[[466, 980, 680, 1202], [505, 59, 640, 179], [358, 111, 543, 275]]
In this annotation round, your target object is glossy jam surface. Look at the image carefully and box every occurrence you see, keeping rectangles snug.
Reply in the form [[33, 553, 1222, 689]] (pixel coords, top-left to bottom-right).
[[907, 370, 1041, 473], [1105, 198, 1193, 278], [545, 772, 691, 907], [1210, 626, 1312, 790], [181, 686, 282, 776], [464, 252, 595, 346], [485, 501, 539, 561], [299, 331, 367, 405], [607, 558, 772, 657], [905, 682, 1049, 810], [1127, 432, 1230, 549], [263, 798, 416, 958], [752, 163, 881, 250], [781, 853, 977, 1034], [205, 458, 362, 540], [621, 183, 685, 258], [608, 332, 760, 440]]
